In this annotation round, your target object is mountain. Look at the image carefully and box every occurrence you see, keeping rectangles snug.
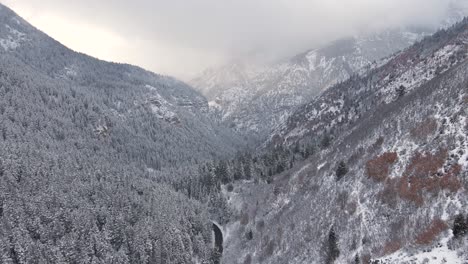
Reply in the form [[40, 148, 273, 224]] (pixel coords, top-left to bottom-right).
[[0, 4, 244, 263], [191, 8, 466, 140], [0, 4, 245, 167], [220, 18, 468, 263]]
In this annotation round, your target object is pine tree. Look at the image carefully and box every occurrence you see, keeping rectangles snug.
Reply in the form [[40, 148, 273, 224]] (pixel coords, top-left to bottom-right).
[[326, 227, 340, 264], [396, 85, 406, 98], [321, 134, 332, 149], [453, 214, 467, 238], [336, 161, 348, 181], [215, 161, 229, 184]]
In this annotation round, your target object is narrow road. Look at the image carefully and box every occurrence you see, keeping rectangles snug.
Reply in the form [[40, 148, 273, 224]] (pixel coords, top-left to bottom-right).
[[212, 222, 223, 263]]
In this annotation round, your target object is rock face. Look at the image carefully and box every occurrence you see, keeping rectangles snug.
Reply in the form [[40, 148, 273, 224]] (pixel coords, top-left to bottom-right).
[[221, 19, 468, 264]]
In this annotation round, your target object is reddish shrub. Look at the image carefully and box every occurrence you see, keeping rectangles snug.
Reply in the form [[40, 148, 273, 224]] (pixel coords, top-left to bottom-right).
[[361, 254, 372, 264], [382, 240, 402, 255], [415, 219, 448, 245], [398, 150, 462, 205], [375, 149, 462, 206], [397, 150, 462, 206], [429, 164, 462, 193], [366, 152, 399, 182], [404, 149, 447, 179], [410, 118, 438, 140], [397, 175, 425, 206]]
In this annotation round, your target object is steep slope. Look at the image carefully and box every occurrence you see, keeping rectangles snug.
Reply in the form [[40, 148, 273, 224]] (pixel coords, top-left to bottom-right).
[[0, 4, 244, 167], [0, 4, 242, 263], [221, 19, 468, 264], [191, 8, 466, 140]]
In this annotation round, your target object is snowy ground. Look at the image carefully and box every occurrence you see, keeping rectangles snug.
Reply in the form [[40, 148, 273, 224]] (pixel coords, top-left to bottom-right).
[[376, 234, 467, 264]]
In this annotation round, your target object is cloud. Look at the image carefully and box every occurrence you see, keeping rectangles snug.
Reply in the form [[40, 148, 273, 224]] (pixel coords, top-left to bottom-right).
[[0, 0, 465, 79]]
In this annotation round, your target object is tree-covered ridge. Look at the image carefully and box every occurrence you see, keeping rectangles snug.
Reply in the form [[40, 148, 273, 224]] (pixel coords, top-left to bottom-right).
[[0, 3, 245, 263]]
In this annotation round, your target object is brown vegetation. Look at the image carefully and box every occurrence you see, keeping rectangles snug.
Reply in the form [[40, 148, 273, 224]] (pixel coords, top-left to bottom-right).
[[366, 152, 399, 182], [397, 150, 462, 206], [361, 254, 372, 264], [382, 240, 402, 255], [376, 149, 462, 206], [410, 118, 438, 140], [415, 219, 448, 245]]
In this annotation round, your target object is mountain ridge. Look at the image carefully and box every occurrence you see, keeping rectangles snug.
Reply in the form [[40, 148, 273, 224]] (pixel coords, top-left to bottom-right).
[[219, 18, 468, 264], [191, 8, 466, 141]]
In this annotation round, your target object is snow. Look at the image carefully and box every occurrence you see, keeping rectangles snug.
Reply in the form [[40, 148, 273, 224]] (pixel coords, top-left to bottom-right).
[[12, 18, 22, 25], [208, 100, 222, 110], [377, 235, 466, 264], [381, 44, 464, 104], [64, 66, 78, 77], [144, 89, 179, 123], [0, 24, 27, 51], [145, 84, 158, 91], [306, 50, 318, 71], [317, 162, 327, 171]]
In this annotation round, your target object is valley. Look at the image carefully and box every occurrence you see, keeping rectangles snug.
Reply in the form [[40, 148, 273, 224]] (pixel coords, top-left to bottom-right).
[[0, 2, 467, 264]]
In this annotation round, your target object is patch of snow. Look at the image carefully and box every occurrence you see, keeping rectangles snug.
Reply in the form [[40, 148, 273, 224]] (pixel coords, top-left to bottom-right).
[[381, 44, 464, 104], [208, 100, 222, 110], [145, 84, 158, 91], [64, 66, 78, 77], [377, 235, 465, 264], [144, 91, 179, 123], [317, 162, 327, 171], [0, 25, 27, 51]]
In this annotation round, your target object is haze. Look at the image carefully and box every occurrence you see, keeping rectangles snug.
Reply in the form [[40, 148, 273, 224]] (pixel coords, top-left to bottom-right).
[[2, 0, 465, 80]]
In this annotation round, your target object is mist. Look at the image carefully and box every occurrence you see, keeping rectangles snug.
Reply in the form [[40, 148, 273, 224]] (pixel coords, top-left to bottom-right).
[[2, 0, 466, 79]]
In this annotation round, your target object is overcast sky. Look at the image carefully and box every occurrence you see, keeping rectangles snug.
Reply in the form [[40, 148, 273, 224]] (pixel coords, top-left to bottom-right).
[[1, 0, 466, 80]]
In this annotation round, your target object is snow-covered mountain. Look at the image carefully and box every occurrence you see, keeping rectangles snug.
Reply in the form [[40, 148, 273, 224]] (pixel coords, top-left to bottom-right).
[[220, 18, 468, 264], [0, 4, 244, 263], [0, 3, 245, 166], [191, 8, 467, 140]]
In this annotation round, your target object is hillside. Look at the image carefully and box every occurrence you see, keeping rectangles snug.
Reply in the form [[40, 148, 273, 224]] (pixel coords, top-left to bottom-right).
[[1, 2, 468, 264], [0, 4, 244, 263], [191, 8, 466, 141], [220, 18, 468, 264]]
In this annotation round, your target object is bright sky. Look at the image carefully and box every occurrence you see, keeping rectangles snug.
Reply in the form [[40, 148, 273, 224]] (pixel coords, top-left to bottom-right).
[[1, 0, 465, 80]]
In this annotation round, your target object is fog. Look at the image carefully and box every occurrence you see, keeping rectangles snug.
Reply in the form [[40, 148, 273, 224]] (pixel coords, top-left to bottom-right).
[[2, 0, 466, 79]]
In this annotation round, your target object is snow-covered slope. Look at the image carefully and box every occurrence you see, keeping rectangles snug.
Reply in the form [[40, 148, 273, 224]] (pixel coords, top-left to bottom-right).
[[0, 5, 245, 263], [0, 4, 245, 167], [191, 9, 466, 140], [221, 19, 468, 264]]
